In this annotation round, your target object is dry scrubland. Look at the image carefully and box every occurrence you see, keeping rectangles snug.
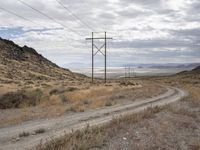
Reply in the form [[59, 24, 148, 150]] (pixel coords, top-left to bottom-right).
[[37, 72, 200, 150], [0, 37, 165, 127], [1, 38, 200, 149], [0, 79, 165, 127]]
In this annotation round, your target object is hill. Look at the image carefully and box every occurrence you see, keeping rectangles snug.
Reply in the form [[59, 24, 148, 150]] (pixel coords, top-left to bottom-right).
[[0, 37, 84, 82], [192, 66, 200, 73], [177, 65, 200, 75]]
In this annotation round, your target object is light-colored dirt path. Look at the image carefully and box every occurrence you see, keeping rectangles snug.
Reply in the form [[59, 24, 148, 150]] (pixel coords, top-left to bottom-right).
[[0, 87, 187, 150]]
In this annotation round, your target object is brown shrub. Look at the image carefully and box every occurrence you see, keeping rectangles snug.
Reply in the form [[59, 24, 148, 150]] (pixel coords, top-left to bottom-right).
[[19, 131, 30, 137], [49, 87, 77, 95], [0, 89, 43, 109]]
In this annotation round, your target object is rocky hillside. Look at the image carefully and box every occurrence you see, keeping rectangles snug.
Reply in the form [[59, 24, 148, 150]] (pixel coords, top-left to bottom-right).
[[176, 65, 200, 75], [0, 37, 84, 82], [191, 66, 200, 73]]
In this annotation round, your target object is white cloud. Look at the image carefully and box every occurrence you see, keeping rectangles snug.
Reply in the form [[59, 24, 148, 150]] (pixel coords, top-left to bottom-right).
[[0, 0, 199, 67]]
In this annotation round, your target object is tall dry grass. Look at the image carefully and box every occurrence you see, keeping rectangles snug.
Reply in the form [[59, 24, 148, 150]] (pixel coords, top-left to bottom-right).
[[36, 107, 164, 150]]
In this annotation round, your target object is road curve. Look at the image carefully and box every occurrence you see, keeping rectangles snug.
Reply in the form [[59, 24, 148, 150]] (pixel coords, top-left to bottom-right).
[[0, 87, 187, 150]]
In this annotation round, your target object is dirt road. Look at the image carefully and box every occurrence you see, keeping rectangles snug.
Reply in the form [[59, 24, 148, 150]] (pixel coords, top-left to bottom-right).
[[0, 87, 187, 150]]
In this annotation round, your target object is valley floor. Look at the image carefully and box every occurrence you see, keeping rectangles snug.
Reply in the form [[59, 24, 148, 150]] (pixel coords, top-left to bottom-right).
[[0, 86, 185, 150], [0, 80, 165, 127], [37, 74, 200, 150], [0, 73, 199, 150]]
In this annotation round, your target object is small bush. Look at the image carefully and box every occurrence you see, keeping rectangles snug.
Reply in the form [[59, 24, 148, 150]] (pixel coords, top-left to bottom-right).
[[49, 87, 77, 95], [25, 89, 43, 103], [0, 89, 43, 109], [83, 100, 90, 105], [66, 87, 77, 92], [105, 101, 112, 107], [19, 131, 30, 137], [60, 95, 69, 103], [35, 128, 46, 134], [68, 106, 77, 112], [49, 89, 61, 95], [79, 108, 85, 112]]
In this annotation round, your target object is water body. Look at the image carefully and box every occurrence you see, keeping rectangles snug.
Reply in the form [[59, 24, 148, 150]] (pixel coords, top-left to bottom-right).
[[70, 67, 192, 78]]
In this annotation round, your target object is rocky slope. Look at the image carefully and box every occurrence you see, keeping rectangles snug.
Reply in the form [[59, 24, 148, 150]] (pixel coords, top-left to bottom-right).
[[176, 65, 200, 75], [0, 37, 84, 82], [191, 66, 200, 73]]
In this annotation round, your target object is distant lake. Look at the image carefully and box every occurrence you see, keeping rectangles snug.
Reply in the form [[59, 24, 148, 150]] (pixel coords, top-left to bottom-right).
[[69, 67, 192, 78]]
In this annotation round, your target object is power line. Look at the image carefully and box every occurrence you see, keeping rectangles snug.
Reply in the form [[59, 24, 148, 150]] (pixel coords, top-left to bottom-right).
[[0, 6, 36, 25], [0, 5, 85, 47], [55, 0, 94, 31], [17, 0, 83, 37], [0, 6, 60, 30]]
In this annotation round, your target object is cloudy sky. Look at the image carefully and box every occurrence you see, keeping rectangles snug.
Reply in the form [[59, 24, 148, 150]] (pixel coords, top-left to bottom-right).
[[0, 0, 200, 67]]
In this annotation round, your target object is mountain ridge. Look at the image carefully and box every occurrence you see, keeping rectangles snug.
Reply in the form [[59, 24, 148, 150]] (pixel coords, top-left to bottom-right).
[[0, 37, 85, 82]]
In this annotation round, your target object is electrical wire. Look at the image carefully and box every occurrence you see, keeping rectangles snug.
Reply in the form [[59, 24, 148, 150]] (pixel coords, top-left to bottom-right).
[[17, 0, 83, 37], [55, 0, 94, 31], [0, 6, 36, 25]]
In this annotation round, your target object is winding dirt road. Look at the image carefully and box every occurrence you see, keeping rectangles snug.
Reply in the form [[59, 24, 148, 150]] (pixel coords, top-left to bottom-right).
[[0, 87, 187, 150]]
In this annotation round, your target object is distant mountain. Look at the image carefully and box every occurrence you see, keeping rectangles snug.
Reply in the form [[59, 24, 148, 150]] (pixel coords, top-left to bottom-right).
[[191, 66, 200, 73], [121, 63, 200, 69], [0, 37, 85, 82], [63, 62, 91, 68], [149, 63, 200, 69], [177, 65, 200, 75]]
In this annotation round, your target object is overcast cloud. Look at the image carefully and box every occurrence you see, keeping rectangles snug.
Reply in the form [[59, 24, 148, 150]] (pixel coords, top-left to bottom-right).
[[0, 0, 199, 67]]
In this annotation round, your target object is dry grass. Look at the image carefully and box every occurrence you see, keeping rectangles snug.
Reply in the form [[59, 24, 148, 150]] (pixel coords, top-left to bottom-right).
[[36, 107, 164, 150], [37, 94, 200, 150], [0, 81, 166, 127], [36, 74, 200, 150], [0, 89, 43, 109]]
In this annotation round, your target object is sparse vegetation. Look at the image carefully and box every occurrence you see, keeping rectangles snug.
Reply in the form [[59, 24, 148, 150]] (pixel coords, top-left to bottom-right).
[[35, 128, 46, 134], [49, 88, 66, 95], [83, 100, 90, 105], [37, 93, 200, 150], [67, 106, 78, 112], [59, 94, 69, 103], [19, 131, 30, 137], [0, 89, 43, 109], [67, 105, 85, 113], [36, 107, 164, 150], [105, 101, 112, 106], [0, 83, 166, 127], [36, 70, 200, 150]]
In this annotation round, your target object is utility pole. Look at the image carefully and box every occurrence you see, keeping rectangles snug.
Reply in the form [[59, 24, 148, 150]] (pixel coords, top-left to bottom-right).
[[124, 65, 130, 79], [92, 32, 94, 83], [86, 32, 112, 83], [132, 67, 134, 78], [124, 65, 126, 79], [104, 32, 107, 83], [125, 65, 134, 79]]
